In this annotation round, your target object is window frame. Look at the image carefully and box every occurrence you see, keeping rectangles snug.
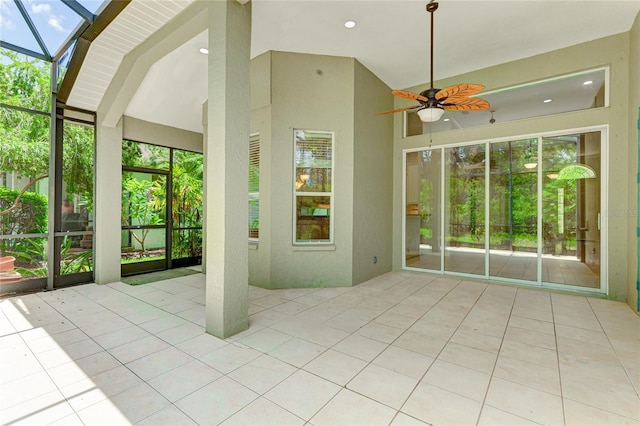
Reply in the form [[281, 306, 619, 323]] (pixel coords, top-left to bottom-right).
[[292, 129, 335, 245], [249, 132, 260, 241]]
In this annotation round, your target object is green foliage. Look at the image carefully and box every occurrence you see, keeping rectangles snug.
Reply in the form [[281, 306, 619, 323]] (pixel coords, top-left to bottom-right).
[[0, 48, 50, 111], [122, 144, 203, 260], [171, 150, 203, 229], [122, 140, 170, 170], [63, 122, 95, 208], [10, 236, 91, 277], [170, 150, 203, 258], [0, 187, 48, 234], [122, 173, 165, 253], [0, 47, 95, 214]]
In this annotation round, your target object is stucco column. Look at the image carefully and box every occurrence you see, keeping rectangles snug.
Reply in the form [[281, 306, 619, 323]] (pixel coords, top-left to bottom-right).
[[205, 0, 251, 338], [94, 117, 123, 284]]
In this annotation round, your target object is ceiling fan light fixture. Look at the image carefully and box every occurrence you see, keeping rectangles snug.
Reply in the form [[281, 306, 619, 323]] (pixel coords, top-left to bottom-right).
[[376, 1, 489, 119], [418, 106, 445, 122]]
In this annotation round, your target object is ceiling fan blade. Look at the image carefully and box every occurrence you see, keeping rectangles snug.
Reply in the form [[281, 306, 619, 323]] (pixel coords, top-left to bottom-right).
[[391, 90, 429, 103], [435, 84, 485, 101], [442, 97, 491, 111], [377, 105, 422, 115]]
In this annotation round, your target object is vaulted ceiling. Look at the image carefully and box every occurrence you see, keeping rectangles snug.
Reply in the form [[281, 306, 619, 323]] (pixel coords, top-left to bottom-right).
[[65, 0, 640, 133]]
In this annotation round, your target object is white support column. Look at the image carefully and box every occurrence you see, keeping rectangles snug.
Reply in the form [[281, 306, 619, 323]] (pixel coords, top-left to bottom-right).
[[94, 117, 123, 284], [205, 0, 251, 338]]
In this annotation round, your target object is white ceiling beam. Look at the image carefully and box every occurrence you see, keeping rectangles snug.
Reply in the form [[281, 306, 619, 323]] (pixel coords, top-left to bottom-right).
[[98, 1, 208, 127]]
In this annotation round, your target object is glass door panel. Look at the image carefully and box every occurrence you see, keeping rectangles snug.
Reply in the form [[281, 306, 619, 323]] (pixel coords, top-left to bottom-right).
[[405, 149, 441, 270], [445, 144, 486, 275], [171, 150, 203, 267], [489, 139, 538, 281], [0, 105, 50, 291], [121, 171, 167, 275], [56, 120, 94, 286], [542, 133, 601, 288]]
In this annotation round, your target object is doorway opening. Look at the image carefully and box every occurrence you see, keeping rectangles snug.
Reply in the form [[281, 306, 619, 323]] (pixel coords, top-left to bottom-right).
[[121, 140, 203, 277]]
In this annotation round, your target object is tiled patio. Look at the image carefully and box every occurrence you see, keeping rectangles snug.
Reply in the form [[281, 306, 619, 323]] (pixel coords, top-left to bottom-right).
[[1, 271, 639, 425]]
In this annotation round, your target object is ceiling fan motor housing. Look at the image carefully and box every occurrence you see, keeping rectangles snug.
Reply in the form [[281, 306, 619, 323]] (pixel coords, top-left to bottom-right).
[[420, 87, 441, 107]]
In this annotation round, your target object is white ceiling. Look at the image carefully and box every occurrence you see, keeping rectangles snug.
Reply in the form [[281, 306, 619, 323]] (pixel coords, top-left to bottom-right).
[[70, 0, 640, 134]]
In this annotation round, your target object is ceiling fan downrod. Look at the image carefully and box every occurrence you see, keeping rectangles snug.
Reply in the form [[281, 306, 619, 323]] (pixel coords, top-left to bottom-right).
[[427, 0, 438, 90]]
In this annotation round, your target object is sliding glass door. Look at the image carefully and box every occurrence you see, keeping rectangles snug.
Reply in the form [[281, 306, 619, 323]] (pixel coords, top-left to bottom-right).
[[488, 139, 538, 282], [541, 132, 601, 288], [404, 129, 604, 292], [444, 144, 486, 275]]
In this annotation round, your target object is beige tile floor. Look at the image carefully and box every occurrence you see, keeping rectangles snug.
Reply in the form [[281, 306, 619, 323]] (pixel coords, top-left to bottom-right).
[[1, 271, 639, 425]]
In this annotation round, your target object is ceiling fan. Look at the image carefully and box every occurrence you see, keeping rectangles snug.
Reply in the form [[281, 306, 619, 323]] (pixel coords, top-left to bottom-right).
[[378, 0, 490, 122]]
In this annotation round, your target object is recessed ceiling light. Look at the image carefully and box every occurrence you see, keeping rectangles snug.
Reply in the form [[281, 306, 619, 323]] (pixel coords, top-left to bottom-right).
[[443, 118, 450, 122], [543, 98, 552, 103], [583, 80, 593, 85], [344, 20, 356, 29], [199, 48, 209, 54]]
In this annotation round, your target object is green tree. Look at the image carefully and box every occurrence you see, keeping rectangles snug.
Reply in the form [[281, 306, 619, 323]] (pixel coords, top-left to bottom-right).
[[122, 174, 166, 253], [0, 48, 94, 217]]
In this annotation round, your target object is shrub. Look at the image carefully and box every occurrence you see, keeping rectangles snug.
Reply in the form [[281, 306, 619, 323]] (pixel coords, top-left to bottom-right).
[[0, 187, 47, 234]]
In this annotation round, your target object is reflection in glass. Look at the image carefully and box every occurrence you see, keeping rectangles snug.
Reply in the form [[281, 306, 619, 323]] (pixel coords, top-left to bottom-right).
[[294, 130, 333, 243], [444, 145, 486, 275], [249, 134, 260, 239], [488, 140, 538, 281], [405, 149, 441, 270], [296, 196, 331, 242], [542, 133, 600, 288]]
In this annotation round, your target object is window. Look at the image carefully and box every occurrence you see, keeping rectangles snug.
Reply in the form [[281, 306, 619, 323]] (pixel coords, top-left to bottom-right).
[[294, 130, 333, 243], [249, 133, 260, 240], [406, 68, 608, 137]]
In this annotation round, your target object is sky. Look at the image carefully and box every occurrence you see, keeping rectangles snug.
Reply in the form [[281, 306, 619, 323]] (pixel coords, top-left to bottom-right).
[[0, 0, 106, 58]]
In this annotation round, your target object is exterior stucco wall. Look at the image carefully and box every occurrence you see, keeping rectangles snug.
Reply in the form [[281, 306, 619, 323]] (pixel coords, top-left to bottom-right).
[[249, 51, 392, 288], [122, 116, 203, 153], [628, 12, 640, 311], [352, 60, 394, 284]]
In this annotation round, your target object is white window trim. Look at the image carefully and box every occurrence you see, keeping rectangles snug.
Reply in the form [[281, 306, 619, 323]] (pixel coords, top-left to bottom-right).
[[292, 129, 335, 245], [249, 132, 260, 242]]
